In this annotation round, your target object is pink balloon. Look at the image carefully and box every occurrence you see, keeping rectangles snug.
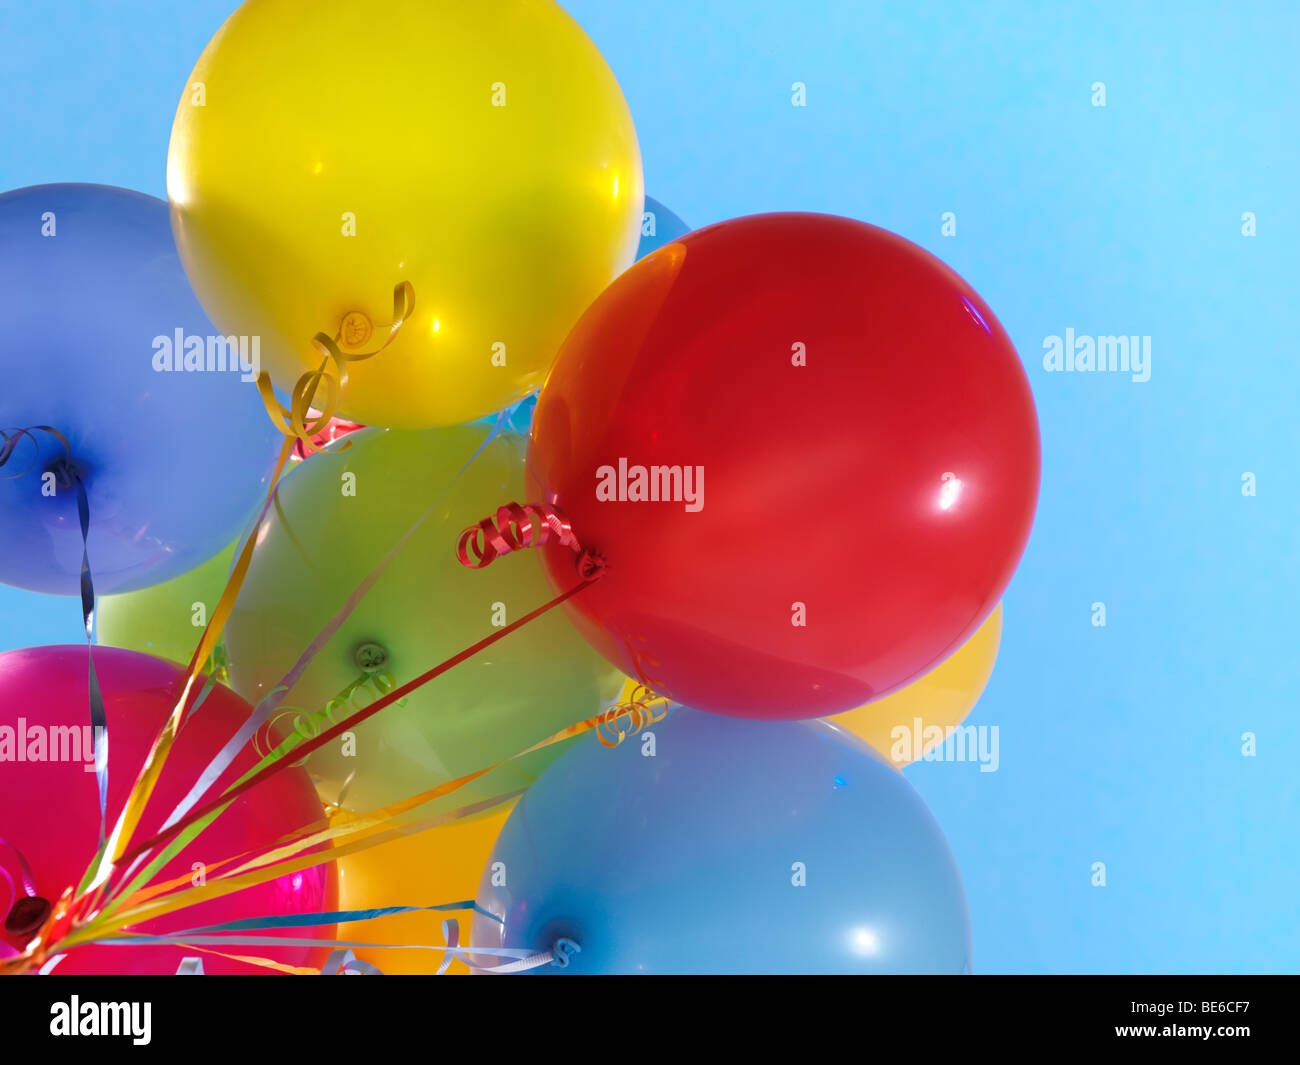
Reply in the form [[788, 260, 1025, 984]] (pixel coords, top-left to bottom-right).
[[0, 645, 336, 974]]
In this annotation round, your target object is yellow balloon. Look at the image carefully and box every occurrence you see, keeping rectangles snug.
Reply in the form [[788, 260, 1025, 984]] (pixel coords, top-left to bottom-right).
[[167, 0, 643, 428], [336, 807, 510, 975], [831, 604, 1003, 768]]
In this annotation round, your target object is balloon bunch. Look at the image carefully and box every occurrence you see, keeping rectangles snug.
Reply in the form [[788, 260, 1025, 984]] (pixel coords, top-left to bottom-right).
[[0, 0, 1037, 976]]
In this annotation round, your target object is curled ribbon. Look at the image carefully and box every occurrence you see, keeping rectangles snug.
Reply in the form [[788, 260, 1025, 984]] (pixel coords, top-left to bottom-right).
[[290, 413, 365, 462], [595, 685, 670, 748], [0, 427, 48, 479], [458, 501, 603, 577], [310, 281, 415, 372], [258, 281, 413, 456], [0, 836, 46, 938], [319, 949, 382, 975]]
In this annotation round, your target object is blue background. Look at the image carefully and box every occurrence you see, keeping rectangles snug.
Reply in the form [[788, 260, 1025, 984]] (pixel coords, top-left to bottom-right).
[[1, 1, 1296, 973]]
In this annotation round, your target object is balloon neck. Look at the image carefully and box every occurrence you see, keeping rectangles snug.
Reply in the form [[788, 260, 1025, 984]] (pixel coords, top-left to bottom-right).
[[4, 895, 51, 938], [354, 641, 389, 673], [0, 838, 50, 938], [46, 455, 85, 490], [339, 311, 374, 349], [550, 936, 581, 968], [577, 548, 607, 580]]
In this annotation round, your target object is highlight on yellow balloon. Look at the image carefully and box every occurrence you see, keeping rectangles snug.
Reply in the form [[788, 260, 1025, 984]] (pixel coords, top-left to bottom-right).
[[335, 807, 510, 975], [167, 0, 644, 429], [831, 604, 1003, 769]]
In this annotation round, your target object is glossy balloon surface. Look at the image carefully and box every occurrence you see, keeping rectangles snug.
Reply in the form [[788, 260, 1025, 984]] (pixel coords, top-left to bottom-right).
[[224, 425, 622, 815], [168, 0, 644, 427], [472, 709, 972, 974], [0, 184, 280, 596], [529, 213, 1039, 719], [0, 645, 335, 973]]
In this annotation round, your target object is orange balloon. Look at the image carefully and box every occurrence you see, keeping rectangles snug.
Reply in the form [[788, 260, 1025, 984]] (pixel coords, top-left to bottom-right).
[[335, 808, 509, 975], [831, 604, 1002, 768]]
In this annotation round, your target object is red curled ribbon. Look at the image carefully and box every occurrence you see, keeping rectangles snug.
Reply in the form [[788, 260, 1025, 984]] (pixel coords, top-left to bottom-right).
[[290, 413, 364, 462], [457, 502, 586, 570]]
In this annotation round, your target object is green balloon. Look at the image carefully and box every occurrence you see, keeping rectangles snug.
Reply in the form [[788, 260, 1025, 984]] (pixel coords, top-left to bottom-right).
[[97, 541, 237, 667], [223, 424, 621, 817]]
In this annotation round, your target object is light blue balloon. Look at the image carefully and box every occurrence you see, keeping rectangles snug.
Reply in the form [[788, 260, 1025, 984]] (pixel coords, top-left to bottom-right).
[[636, 196, 691, 259], [499, 393, 537, 434], [472, 708, 972, 974], [0, 184, 281, 595]]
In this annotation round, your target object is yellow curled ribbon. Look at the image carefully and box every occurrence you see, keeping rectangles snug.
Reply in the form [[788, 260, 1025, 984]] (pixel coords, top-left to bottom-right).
[[258, 281, 415, 455], [595, 684, 670, 748]]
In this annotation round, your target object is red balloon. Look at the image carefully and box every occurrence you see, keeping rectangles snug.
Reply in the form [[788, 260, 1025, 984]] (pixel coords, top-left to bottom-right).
[[0, 646, 336, 973], [528, 213, 1039, 720]]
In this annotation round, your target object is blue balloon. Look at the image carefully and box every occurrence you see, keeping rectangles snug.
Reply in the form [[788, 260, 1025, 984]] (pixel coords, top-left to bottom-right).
[[0, 184, 280, 595], [472, 709, 972, 974], [470, 392, 537, 438], [636, 196, 691, 259]]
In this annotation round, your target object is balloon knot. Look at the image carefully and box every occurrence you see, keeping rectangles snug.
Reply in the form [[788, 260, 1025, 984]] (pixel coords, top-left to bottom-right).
[[260, 280, 412, 458], [354, 642, 389, 673], [576, 548, 606, 580], [4, 895, 50, 937], [46, 455, 84, 490], [550, 937, 581, 968]]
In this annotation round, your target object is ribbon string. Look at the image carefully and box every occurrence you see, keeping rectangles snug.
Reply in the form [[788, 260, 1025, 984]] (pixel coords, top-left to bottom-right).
[[113, 573, 600, 872], [318, 949, 380, 975], [1, 427, 109, 851], [11, 691, 606, 969], [92, 909, 574, 976], [66, 684, 613, 947], [136, 414, 508, 889], [67, 465, 109, 849], [81, 436, 297, 899], [106, 787, 526, 922], [0, 307, 628, 974], [82, 285, 417, 900], [91, 926, 576, 975], [596, 685, 671, 748], [169, 901, 500, 934]]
